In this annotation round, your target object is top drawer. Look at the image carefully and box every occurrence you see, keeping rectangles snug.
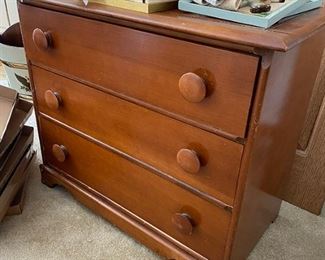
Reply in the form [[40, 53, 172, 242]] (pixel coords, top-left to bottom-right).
[[19, 4, 259, 137]]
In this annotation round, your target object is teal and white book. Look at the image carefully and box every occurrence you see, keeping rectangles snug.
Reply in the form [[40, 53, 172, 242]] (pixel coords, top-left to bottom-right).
[[289, 0, 323, 16], [178, 0, 316, 28]]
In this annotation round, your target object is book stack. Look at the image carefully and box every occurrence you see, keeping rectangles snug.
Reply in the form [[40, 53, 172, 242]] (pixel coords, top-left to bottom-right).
[[86, 0, 178, 13], [179, 0, 324, 28], [0, 84, 34, 222]]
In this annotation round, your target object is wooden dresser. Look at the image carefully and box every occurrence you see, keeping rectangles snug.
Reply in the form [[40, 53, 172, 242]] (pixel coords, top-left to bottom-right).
[[18, 1, 325, 259]]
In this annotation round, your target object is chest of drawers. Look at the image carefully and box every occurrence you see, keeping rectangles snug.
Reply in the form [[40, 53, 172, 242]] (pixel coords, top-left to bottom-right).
[[18, 1, 325, 259]]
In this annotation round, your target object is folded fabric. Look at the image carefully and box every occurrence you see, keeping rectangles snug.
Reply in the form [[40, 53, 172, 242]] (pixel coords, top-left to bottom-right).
[[192, 0, 223, 6], [192, 0, 224, 6], [219, 0, 242, 10], [193, 0, 243, 11]]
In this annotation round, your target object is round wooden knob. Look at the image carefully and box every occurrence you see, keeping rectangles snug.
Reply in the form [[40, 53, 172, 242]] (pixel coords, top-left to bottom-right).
[[172, 213, 194, 235], [52, 144, 68, 162], [179, 72, 206, 103], [177, 149, 201, 174], [44, 90, 62, 110], [32, 28, 52, 50]]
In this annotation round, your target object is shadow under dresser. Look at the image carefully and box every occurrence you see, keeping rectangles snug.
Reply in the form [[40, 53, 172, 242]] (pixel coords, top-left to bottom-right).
[[18, 1, 325, 259]]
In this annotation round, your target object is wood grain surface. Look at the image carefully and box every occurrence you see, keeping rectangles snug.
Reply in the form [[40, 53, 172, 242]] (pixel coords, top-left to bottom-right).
[[282, 87, 325, 215], [40, 117, 231, 260], [20, 0, 325, 52], [228, 31, 325, 259], [40, 165, 203, 260], [281, 52, 325, 215], [298, 49, 325, 150], [33, 66, 243, 206], [18, 1, 325, 259], [284, 99, 325, 215], [20, 5, 258, 138]]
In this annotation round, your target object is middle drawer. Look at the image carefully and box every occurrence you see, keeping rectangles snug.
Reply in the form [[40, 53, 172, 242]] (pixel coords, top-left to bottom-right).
[[33, 66, 243, 205]]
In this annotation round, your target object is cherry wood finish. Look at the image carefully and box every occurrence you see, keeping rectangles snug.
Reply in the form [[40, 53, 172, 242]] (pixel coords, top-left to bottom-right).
[[32, 28, 52, 51], [40, 165, 202, 260], [227, 33, 325, 260], [44, 90, 61, 110], [172, 213, 194, 236], [178, 73, 207, 103], [20, 4, 259, 138], [52, 144, 68, 163], [18, 1, 325, 260], [40, 117, 231, 260], [280, 47, 325, 215], [176, 148, 201, 174], [32, 66, 243, 206], [20, 0, 325, 52], [282, 108, 325, 215]]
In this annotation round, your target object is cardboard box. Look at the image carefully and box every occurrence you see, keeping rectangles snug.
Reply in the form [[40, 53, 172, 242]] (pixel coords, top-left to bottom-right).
[[0, 85, 34, 221], [6, 182, 27, 216], [0, 126, 34, 222], [0, 84, 17, 141], [0, 99, 33, 173]]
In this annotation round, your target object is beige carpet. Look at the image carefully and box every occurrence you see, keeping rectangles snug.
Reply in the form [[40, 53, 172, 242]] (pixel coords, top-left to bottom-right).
[[0, 112, 323, 260]]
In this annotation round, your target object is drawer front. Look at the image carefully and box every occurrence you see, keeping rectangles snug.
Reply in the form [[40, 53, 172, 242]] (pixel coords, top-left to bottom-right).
[[20, 5, 258, 137], [33, 67, 243, 205], [40, 118, 231, 259]]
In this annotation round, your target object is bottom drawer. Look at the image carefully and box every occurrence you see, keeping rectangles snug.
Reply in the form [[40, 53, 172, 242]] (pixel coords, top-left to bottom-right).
[[40, 118, 231, 259]]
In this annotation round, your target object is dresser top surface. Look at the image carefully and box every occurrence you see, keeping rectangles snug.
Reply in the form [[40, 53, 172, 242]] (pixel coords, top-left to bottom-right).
[[20, 0, 325, 51]]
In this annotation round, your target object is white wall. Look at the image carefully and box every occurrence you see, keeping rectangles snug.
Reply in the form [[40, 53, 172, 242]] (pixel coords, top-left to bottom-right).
[[7, 0, 19, 24], [0, 0, 19, 33], [0, 0, 9, 33]]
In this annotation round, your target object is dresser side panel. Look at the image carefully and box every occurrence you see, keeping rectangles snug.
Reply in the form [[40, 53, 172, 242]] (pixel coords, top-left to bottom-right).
[[229, 29, 325, 260]]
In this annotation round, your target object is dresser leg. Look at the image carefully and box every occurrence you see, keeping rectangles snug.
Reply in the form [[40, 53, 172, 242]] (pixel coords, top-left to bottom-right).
[[40, 165, 57, 188]]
